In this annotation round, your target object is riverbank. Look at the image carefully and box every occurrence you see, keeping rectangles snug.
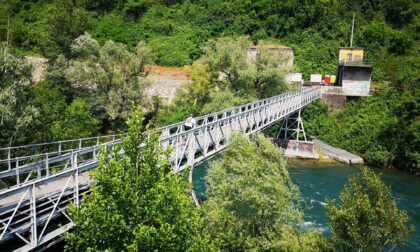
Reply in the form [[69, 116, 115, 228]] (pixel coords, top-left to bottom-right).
[[310, 137, 419, 176], [313, 138, 364, 165]]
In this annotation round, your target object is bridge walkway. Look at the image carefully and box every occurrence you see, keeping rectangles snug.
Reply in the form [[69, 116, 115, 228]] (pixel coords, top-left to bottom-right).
[[0, 87, 321, 251]]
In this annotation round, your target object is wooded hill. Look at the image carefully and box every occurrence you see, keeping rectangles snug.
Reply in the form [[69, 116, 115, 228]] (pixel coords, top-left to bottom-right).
[[0, 0, 418, 172]]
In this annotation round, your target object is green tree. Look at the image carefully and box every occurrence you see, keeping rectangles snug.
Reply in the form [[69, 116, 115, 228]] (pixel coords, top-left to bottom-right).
[[29, 81, 67, 141], [327, 168, 414, 251], [202, 36, 291, 99], [65, 108, 217, 251], [0, 46, 38, 146], [175, 63, 213, 107], [51, 98, 99, 140], [301, 100, 330, 137], [45, 0, 88, 58], [204, 133, 327, 251], [66, 33, 151, 120]]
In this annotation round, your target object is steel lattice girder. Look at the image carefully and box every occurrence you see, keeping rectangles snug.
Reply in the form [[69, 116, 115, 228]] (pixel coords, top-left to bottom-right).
[[0, 87, 321, 251]]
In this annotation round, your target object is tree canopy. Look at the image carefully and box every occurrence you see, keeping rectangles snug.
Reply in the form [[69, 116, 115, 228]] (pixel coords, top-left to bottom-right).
[[327, 168, 414, 251], [204, 133, 327, 251], [0, 46, 38, 146], [65, 108, 217, 251]]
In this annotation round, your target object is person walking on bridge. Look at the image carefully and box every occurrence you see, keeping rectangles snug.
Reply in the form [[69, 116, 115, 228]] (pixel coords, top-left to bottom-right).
[[184, 114, 196, 131]]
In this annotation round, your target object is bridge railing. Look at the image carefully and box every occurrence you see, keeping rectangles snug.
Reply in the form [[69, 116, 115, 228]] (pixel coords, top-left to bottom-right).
[[0, 134, 126, 170], [0, 88, 306, 161], [0, 87, 321, 191], [0, 87, 321, 251]]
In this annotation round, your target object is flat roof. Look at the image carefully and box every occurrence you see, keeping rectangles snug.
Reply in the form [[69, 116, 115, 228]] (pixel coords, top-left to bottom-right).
[[341, 62, 372, 68], [249, 45, 293, 50], [339, 47, 365, 50]]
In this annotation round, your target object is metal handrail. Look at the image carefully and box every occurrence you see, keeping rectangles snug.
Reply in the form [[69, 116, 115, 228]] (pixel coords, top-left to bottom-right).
[[0, 87, 321, 190], [0, 89, 303, 163], [0, 87, 322, 251]]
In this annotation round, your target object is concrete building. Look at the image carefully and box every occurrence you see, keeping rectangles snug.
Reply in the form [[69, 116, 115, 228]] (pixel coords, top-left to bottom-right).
[[336, 47, 372, 96], [319, 47, 373, 109], [338, 47, 364, 63], [247, 45, 294, 66]]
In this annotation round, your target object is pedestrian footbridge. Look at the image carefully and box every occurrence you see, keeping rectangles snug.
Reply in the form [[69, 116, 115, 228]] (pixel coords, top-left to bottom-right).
[[0, 87, 321, 251]]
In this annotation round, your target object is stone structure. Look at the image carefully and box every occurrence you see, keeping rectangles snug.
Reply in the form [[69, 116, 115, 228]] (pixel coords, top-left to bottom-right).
[[145, 70, 190, 104], [247, 45, 294, 66]]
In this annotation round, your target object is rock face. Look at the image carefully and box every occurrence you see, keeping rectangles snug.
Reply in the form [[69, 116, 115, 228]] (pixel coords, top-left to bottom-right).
[[25, 57, 48, 83], [144, 66, 190, 104]]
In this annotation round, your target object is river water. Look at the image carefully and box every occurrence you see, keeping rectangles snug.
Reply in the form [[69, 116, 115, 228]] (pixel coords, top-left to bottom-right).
[[192, 160, 420, 251]]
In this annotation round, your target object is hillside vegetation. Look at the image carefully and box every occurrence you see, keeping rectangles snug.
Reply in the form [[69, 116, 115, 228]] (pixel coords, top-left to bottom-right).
[[0, 0, 418, 171], [1, 1, 418, 76]]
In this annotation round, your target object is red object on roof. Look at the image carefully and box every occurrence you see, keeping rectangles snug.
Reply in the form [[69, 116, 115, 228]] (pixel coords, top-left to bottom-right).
[[324, 75, 331, 84]]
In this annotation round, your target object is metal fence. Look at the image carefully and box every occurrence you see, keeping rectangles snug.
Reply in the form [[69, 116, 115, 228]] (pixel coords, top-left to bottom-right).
[[0, 87, 321, 251]]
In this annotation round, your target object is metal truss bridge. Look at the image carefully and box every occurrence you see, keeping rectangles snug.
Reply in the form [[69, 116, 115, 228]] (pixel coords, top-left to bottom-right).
[[0, 87, 321, 251]]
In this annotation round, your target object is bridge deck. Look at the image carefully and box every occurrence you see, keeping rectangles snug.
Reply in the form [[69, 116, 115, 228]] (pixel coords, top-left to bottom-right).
[[0, 87, 322, 251], [0, 174, 90, 209]]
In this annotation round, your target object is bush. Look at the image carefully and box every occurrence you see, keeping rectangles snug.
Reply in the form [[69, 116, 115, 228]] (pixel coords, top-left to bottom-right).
[[327, 168, 414, 251], [205, 133, 327, 250], [51, 98, 99, 140]]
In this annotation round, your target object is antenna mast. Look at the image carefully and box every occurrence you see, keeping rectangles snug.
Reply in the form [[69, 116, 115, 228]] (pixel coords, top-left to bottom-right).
[[350, 13, 355, 48]]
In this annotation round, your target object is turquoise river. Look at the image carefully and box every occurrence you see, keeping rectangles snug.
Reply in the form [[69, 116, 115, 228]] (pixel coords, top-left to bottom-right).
[[192, 160, 420, 251]]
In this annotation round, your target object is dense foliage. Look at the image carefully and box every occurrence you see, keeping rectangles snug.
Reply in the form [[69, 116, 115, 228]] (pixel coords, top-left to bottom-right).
[[1, 0, 418, 171], [67, 33, 151, 120], [1, 0, 417, 78], [3, 0, 419, 68], [327, 168, 414, 251], [303, 88, 420, 172], [0, 47, 38, 146], [205, 133, 328, 250], [160, 36, 291, 125], [66, 108, 217, 251], [0, 33, 153, 147]]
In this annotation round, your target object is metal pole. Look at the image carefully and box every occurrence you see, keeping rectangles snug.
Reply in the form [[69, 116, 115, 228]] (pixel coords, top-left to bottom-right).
[[74, 153, 79, 208], [16, 158, 19, 186], [45, 153, 49, 178], [7, 148, 11, 171], [31, 184, 38, 247], [350, 13, 355, 48]]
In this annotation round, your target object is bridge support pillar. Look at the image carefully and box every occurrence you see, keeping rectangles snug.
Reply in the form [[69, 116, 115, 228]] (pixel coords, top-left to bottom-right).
[[274, 109, 317, 159], [276, 109, 307, 141]]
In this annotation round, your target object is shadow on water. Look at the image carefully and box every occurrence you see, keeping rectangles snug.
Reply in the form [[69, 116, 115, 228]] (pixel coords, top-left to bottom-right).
[[192, 159, 420, 252]]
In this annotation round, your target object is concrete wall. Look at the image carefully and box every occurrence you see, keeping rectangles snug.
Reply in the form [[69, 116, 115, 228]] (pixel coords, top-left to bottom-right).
[[339, 47, 364, 62], [342, 66, 371, 96], [247, 47, 294, 66], [144, 74, 189, 104], [321, 94, 347, 109]]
